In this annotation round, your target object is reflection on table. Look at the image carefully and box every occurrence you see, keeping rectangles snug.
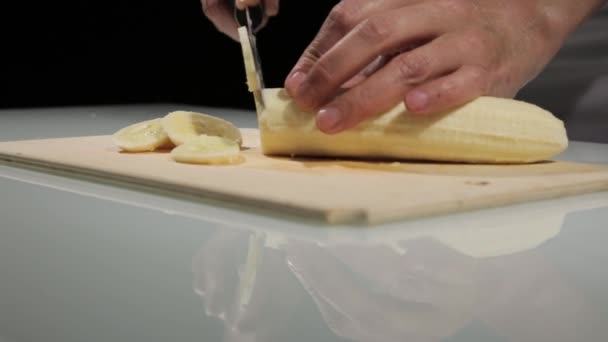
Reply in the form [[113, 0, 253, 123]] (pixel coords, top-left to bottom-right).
[[193, 199, 608, 342]]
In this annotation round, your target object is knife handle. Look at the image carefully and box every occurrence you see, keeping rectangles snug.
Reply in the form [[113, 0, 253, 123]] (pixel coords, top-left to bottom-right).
[[226, 0, 268, 33]]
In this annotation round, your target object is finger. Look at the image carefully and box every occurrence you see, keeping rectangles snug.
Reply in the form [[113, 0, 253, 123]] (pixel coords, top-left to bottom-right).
[[405, 65, 490, 114], [341, 55, 389, 89], [264, 0, 279, 16], [292, 4, 446, 111], [340, 42, 424, 89], [235, 0, 276, 32], [284, 0, 417, 96], [315, 35, 465, 134], [202, 0, 240, 40], [235, 0, 261, 10]]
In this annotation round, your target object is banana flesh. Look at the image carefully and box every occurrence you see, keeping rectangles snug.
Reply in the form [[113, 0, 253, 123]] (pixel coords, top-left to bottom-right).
[[112, 118, 173, 152], [238, 26, 260, 93], [161, 111, 243, 147], [112, 111, 243, 165], [257, 88, 569, 164], [170, 135, 242, 165]]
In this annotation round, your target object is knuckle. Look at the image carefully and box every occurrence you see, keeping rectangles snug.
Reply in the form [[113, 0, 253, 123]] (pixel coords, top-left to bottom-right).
[[350, 88, 375, 113], [393, 53, 432, 85], [471, 67, 488, 84], [468, 66, 487, 88], [357, 17, 392, 43], [460, 31, 490, 55], [455, 66, 490, 95], [327, 1, 360, 34], [305, 43, 324, 62], [336, 85, 386, 125], [435, 79, 460, 102]]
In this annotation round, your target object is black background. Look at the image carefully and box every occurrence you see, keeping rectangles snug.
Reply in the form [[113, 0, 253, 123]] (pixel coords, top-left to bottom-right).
[[1, 0, 607, 143], [0, 1, 337, 110]]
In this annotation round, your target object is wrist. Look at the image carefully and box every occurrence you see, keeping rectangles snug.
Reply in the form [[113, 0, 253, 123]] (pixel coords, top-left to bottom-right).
[[539, 0, 606, 40]]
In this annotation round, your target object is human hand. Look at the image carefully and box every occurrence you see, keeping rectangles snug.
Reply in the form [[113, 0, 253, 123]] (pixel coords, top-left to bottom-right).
[[201, 0, 280, 40], [284, 0, 605, 134]]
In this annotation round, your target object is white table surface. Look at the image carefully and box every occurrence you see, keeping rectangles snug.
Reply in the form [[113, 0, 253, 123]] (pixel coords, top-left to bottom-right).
[[1, 104, 607, 342]]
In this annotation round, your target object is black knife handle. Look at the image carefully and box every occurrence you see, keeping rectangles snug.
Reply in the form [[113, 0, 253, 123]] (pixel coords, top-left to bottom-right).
[[226, 1, 267, 33]]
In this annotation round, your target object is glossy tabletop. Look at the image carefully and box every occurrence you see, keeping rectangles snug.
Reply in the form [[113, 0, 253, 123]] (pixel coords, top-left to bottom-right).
[[1, 105, 607, 342]]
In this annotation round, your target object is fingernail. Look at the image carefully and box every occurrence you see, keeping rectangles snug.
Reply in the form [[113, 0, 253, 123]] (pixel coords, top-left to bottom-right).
[[317, 107, 343, 133], [285, 71, 307, 95], [407, 90, 429, 112]]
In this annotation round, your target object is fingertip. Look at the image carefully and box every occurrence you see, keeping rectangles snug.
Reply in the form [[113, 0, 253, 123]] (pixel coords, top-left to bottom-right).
[[405, 90, 431, 114], [285, 71, 307, 97], [316, 107, 344, 134]]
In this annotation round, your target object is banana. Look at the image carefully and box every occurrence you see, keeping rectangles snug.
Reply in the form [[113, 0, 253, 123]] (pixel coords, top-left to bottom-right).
[[257, 88, 568, 164], [236, 26, 568, 164], [112, 118, 173, 152], [170, 135, 242, 165], [112, 111, 244, 165], [161, 111, 243, 147], [238, 26, 260, 93]]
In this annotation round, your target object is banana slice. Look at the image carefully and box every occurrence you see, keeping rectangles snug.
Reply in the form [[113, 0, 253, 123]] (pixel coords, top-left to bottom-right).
[[112, 118, 173, 152], [170, 135, 242, 165], [161, 111, 243, 147], [238, 26, 260, 93]]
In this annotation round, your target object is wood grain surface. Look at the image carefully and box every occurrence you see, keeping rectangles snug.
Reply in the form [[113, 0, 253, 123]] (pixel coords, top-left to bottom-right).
[[1, 129, 607, 224]]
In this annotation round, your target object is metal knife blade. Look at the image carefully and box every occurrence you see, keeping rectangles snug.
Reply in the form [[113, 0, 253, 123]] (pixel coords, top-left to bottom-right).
[[233, 3, 266, 109], [245, 8, 265, 91]]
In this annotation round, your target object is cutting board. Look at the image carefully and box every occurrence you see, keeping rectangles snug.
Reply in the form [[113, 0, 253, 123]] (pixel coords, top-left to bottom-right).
[[1, 128, 608, 224]]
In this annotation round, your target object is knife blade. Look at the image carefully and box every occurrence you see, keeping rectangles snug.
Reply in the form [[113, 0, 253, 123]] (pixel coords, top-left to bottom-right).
[[232, 2, 266, 109], [232, 1, 268, 34]]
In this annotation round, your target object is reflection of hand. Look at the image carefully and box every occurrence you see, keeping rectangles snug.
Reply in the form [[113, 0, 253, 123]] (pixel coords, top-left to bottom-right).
[[192, 230, 249, 321], [193, 231, 480, 341], [192, 229, 599, 341], [201, 0, 279, 40], [193, 231, 310, 341], [284, 0, 605, 134], [284, 239, 479, 341]]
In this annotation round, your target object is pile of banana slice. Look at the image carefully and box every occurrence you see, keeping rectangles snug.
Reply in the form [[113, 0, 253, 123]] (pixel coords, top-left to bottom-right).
[[112, 111, 243, 165]]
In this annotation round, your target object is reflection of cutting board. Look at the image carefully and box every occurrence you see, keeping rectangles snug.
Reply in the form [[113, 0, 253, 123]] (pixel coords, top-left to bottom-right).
[[1, 128, 608, 224]]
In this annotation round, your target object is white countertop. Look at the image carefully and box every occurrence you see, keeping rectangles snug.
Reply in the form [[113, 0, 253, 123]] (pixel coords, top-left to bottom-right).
[[1, 104, 607, 342]]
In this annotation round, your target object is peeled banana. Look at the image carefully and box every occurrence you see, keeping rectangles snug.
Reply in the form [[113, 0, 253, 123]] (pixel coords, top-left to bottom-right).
[[237, 26, 568, 164], [170, 135, 242, 165], [256, 88, 569, 163], [112, 118, 173, 152], [161, 111, 243, 147]]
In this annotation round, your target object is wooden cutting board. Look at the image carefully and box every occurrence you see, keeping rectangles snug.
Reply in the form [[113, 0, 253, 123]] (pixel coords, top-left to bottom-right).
[[1, 128, 608, 224]]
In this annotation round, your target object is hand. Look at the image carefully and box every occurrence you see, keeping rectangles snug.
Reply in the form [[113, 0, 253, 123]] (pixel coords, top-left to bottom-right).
[[201, 0, 280, 40], [284, 0, 606, 134]]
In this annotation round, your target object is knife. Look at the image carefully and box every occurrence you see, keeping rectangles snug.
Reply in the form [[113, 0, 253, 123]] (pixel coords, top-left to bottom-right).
[[231, 1, 266, 109]]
